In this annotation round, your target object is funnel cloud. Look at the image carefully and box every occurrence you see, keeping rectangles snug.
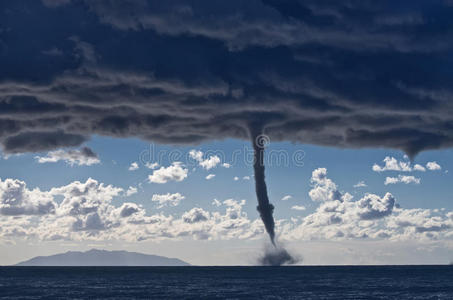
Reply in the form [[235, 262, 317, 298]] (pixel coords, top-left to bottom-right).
[[251, 127, 276, 245]]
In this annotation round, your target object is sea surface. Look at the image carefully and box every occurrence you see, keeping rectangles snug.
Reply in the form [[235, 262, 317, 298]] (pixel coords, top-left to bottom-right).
[[0, 266, 452, 299]]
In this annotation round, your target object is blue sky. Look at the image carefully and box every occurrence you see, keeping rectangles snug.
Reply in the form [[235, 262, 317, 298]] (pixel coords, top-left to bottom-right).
[[2, 136, 451, 214], [1, 137, 452, 265]]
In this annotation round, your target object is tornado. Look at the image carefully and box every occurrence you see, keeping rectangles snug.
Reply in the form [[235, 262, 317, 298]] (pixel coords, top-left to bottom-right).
[[249, 126, 299, 265], [251, 128, 276, 246]]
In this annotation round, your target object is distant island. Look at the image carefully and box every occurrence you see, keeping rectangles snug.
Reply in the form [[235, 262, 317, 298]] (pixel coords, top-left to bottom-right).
[[15, 249, 190, 266]]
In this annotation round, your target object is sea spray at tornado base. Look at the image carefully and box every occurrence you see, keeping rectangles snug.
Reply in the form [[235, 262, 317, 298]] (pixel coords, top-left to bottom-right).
[[259, 245, 300, 266]]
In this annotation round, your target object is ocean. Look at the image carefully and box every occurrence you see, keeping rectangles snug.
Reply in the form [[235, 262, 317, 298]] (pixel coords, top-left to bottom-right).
[[0, 266, 452, 299]]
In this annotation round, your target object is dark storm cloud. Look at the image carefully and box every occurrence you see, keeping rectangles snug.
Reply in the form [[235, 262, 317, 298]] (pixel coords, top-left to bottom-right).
[[1, 0, 453, 155], [3, 131, 87, 154]]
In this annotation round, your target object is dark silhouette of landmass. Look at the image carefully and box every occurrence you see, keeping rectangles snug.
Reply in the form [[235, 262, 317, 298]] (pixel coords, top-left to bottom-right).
[[15, 249, 190, 266]]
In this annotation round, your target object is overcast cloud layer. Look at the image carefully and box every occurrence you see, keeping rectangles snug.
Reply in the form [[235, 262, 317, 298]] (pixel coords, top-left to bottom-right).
[[1, 0, 453, 155]]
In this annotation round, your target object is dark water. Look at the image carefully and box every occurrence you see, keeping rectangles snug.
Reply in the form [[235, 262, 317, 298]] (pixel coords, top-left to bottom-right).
[[0, 266, 452, 299]]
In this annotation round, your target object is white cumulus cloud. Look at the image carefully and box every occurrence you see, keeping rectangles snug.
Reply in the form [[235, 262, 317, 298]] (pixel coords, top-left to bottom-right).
[[35, 147, 100, 166], [372, 156, 412, 172], [145, 162, 159, 169], [353, 181, 367, 188], [125, 186, 138, 196], [151, 192, 185, 208], [413, 164, 426, 171], [0, 178, 56, 216], [182, 207, 209, 223], [199, 156, 221, 170], [189, 149, 221, 170], [128, 162, 139, 171], [0, 172, 452, 245], [372, 156, 441, 173], [291, 205, 306, 211], [356, 193, 395, 220], [384, 175, 421, 185], [212, 199, 222, 207], [309, 168, 350, 202], [189, 150, 203, 162], [426, 161, 441, 171], [148, 162, 188, 184]]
